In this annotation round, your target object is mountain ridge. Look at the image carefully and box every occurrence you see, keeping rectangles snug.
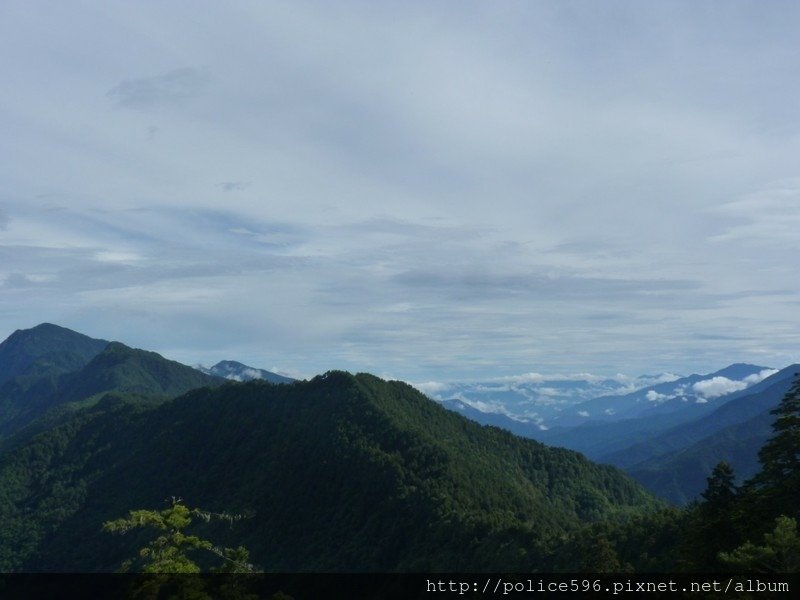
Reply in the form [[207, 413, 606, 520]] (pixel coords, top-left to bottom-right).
[[0, 369, 661, 571]]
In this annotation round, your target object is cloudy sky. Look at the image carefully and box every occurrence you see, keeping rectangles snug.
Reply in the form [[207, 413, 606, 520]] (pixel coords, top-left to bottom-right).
[[2, 1, 799, 381]]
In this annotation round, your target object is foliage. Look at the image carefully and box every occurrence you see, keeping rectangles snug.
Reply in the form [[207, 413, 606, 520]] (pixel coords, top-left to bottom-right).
[[103, 498, 254, 573], [746, 375, 800, 521], [719, 516, 800, 573]]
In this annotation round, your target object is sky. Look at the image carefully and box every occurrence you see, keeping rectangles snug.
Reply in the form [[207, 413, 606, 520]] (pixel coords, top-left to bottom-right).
[[1, 1, 799, 382]]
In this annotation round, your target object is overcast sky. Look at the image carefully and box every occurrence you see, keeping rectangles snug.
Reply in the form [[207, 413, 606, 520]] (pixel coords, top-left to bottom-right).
[[1, 1, 799, 381]]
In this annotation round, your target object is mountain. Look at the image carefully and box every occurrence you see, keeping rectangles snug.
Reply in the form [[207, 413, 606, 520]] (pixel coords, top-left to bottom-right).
[[627, 410, 774, 505], [419, 374, 670, 431], [602, 365, 798, 469], [0, 335, 221, 441], [441, 397, 540, 438], [423, 365, 773, 444], [198, 360, 294, 384], [554, 363, 772, 426], [0, 323, 108, 386], [60, 342, 222, 403], [615, 367, 800, 504], [0, 371, 661, 572]]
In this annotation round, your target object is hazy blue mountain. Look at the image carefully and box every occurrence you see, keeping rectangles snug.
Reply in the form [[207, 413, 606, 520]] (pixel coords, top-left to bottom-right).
[[554, 363, 772, 426], [428, 364, 778, 465], [440, 397, 540, 438], [602, 365, 799, 469], [627, 410, 774, 505], [419, 373, 675, 431], [527, 366, 785, 463], [197, 360, 294, 384], [608, 367, 800, 504], [0, 323, 108, 386]]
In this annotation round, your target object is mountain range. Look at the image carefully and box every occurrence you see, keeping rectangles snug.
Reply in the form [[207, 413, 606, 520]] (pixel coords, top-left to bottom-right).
[[0, 323, 662, 572], [423, 362, 797, 505]]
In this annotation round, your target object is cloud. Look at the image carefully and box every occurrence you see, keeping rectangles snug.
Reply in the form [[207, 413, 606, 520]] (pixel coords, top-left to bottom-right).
[[412, 381, 451, 396], [106, 67, 210, 109], [0, 207, 9, 230], [577, 410, 590, 417], [217, 181, 251, 192], [692, 376, 749, 399], [393, 269, 698, 303], [708, 181, 800, 248], [744, 368, 779, 384], [646, 390, 669, 403], [446, 394, 530, 423], [2, 3, 800, 381]]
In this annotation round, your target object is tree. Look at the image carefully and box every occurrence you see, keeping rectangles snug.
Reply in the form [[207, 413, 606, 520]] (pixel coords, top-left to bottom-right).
[[719, 515, 800, 573], [747, 375, 800, 522], [701, 461, 737, 508], [103, 497, 254, 573], [681, 462, 740, 570]]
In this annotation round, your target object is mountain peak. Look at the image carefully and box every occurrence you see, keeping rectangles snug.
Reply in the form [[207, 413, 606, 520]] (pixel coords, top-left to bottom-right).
[[198, 360, 294, 384], [0, 323, 109, 386]]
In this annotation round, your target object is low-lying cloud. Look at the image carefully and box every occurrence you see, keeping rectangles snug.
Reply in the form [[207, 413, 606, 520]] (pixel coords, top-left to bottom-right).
[[692, 376, 749, 399]]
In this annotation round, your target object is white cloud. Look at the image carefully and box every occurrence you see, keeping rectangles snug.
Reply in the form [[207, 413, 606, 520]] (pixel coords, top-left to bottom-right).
[[692, 376, 748, 399], [1, 3, 799, 381], [744, 368, 779, 384], [646, 390, 669, 403], [93, 251, 142, 263], [577, 410, 590, 417], [412, 381, 451, 396]]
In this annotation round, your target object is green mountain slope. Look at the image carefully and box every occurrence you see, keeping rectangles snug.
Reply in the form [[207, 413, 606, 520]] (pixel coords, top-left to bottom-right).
[[0, 340, 221, 442], [0, 323, 109, 386], [0, 372, 661, 572], [58, 341, 222, 404]]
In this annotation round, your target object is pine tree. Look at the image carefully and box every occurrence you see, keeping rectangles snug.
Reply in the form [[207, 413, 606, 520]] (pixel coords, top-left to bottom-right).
[[103, 497, 255, 573], [701, 461, 737, 508], [719, 515, 800, 573], [749, 375, 800, 521], [682, 461, 740, 570]]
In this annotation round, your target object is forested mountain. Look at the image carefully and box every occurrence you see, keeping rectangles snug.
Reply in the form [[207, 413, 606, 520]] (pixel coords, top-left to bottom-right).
[[0, 323, 109, 386], [0, 370, 660, 572], [0, 323, 797, 575], [439, 365, 797, 506], [0, 338, 221, 442]]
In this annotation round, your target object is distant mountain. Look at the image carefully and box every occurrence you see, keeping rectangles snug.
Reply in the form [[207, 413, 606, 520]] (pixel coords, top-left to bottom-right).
[[0, 323, 108, 386], [602, 365, 798, 469], [615, 366, 800, 504], [0, 328, 221, 441], [628, 410, 774, 505], [528, 365, 783, 462], [0, 371, 660, 572], [197, 360, 294, 384], [427, 364, 778, 466], [441, 397, 539, 438], [59, 342, 222, 403], [419, 372, 675, 431], [554, 363, 773, 426]]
